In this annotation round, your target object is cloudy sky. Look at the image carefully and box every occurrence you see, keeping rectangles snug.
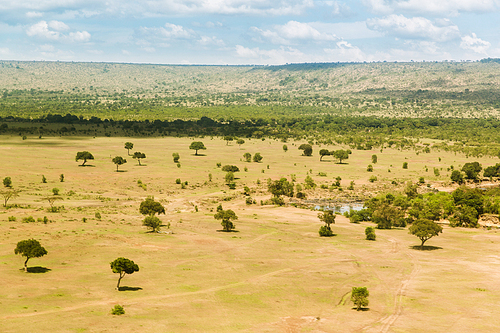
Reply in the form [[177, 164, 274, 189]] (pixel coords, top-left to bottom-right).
[[0, 0, 499, 65]]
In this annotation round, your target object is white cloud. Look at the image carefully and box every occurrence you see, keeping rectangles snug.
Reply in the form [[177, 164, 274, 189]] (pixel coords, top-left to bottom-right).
[[235, 45, 307, 64], [252, 21, 337, 45], [362, 0, 500, 15], [26, 20, 90, 42], [26, 11, 43, 18], [366, 15, 460, 42], [0, 47, 11, 55], [324, 1, 353, 17], [460, 33, 491, 53], [198, 36, 225, 46], [139, 23, 195, 42], [324, 40, 367, 62]]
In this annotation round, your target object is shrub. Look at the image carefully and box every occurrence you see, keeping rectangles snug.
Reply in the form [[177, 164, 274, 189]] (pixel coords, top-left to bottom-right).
[[8, 216, 16, 221], [222, 165, 240, 172], [369, 175, 377, 183], [22, 216, 35, 223], [318, 225, 333, 237], [367, 165, 373, 172], [419, 177, 425, 184], [175, 178, 181, 184], [42, 175, 47, 183], [52, 188, 60, 195], [59, 174, 64, 182], [365, 227, 376, 240], [403, 162, 408, 169], [3, 177, 12, 188], [111, 305, 125, 315], [246, 197, 254, 205]]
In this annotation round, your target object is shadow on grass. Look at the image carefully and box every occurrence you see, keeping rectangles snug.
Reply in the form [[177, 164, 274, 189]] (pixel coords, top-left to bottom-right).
[[352, 307, 370, 311], [78, 165, 96, 167], [118, 286, 142, 291], [24, 266, 51, 273], [193, 153, 206, 156], [116, 170, 127, 173], [410, 245, 442, 251], [216, 229, 240, 233]]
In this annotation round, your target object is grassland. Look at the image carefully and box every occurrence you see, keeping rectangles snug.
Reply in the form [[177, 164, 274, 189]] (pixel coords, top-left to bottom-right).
[[2, 136, 500, 332]]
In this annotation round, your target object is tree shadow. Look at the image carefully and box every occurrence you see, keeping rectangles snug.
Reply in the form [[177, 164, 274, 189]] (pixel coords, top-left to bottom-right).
[[352, 307, 370, 311], [78, 165, 96, 167], [24, 266, 51, 273], [116, 170, 127, 173], [410, 245, 442, 251], [193, 153, 206, 156], [118, 286, 142, 291], [216, 229, 240, 233]]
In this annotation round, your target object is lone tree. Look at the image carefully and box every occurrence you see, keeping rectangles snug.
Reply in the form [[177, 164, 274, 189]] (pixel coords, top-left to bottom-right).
[[110, 257, 139, 290], [333, 149, 351, 164], [172, 152, 180, 163], [143, 216, 162, 233], [268, 177, 294, 205], [140, 196, 165, 217], [75, 151, 94, 166], [243, 152, 252, 162], [319, 149, 331, 161], [112, 156, 127, 171], [1, 188, 19, 207], [3, 176, 12, 188], [124, 142, 134, 155], [351, 287, 369, 311], [214, 207, 238, 232], [14, 239, 47, 272], [299, 144, 313, 156], [223, 136, 234, 145], [365, 227, 376, 240], [409, 219, 443, 249], [189, 141, 206, 155], [318, 210, 336, 236], [132, 152, 146, 165], [253, 152, 263, 162], [236, 139, 245, 147], [283, 144, 288, 152]]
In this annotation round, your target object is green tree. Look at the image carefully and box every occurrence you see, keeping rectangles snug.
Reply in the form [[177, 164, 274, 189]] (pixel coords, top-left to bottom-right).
[[214, 208, 238, 232], [299, 144, 313, 156], [236, 139, 245, 147], [132, 152, 146, 165], [143, 216, 162, 233], [111, 305, 125, 315], [1, 188, 20, 207], [243, 152, 252, 162], [3, 177, 12, 188], [223, 136, 234, 145], [372, 203, 405, 229], [124, 142, 134, 155], [462, 162, 482, 180], [268, 178, 294, 205], [367, 164, 373, 172], [139, 196, 165, 216], [110, 257, 139, 290], [253, 152, 263, 162], [450, 170, 464, 184], [333, 149, 350, 163], [371, 154, 378, 164], [365, 227, 376, 240], [283, 144, 288, 152], [222, 165, 240, 172], [225, 171, 235, 184], [172, 152, 180, 163], [112, 156, 127, 171], [351, 287, 369, 311], [408, 219, 443, 249], [319, 149, 331, 161], [75, 151, 94, 166], [14, 239, 47, 272], [403, 162, 408, 169], [318, 211, 335, 236], [189, 141, 206, 155]]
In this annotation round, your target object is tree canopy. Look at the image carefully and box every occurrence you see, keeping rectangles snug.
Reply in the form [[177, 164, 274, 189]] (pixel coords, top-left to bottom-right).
[[112, 156, 127, 171], [332, 149, 351, 163], [124, 142, 133, 155], [14, 239, 48, 272], [132, 152, 146, 165], [139, 197, 166, 216], [462, 162, 482, 180], [110, 257, 139, 290], [409, 219, 443, 249], [299, 144, 313, 156], [75, 151, 94, 166], [214, 208, 238, 232], [189, 141, 206, 155], [351, 287, 369, 311]]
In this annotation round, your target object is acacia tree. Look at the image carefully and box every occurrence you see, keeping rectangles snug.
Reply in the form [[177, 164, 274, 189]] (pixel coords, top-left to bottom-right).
[[110, 257, 139, 290], [318, 211, 336, 236], [140, 196, 165, 232], [236, 139, 245, 147], [253, 152, 263, 162], [243, 152, 252, 162], [112, 156, 127, 171], [75, 151, 94, 166], [172, 152, 180, 163], [14, 239, 47, 272], [409, 219, 443, 249], [189, 141, 206, 155], [333, 149, 350, 164], [319, 149, 331, 161], [223, 136, 234, 145], [132, 152, 146, 165], [351, 287, 369, 311], [124, 142, 134, 155], [299, 144, 313, 156], [1, 188, 19, 207], [214, 207, 238, 231]]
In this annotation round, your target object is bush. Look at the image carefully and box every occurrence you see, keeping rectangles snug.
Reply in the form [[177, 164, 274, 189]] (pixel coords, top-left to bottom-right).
[[22, 216, 35, 223], [365, 227, 376, 240], [42, 175, 47, 183], [369, 175, 377, 183], [367, 165, 373, 172], [111, 305, 125, 315], [52, 188, 60, 195], [222, 165, 240, 172], [143, 216, 162, 232], [403, 162, 408, 169], [246, 197, 253, 205], [8, 216, 16, 221], [59, 174, 64, 182], [175, 178, 181, 184], [419, 177, 425, 184], [318, 226, 333, 237], [3, 177, 12, 187]]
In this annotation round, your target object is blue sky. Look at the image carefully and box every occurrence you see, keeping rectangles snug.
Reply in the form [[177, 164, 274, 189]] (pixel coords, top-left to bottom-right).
[[0, 0, 499, 65]]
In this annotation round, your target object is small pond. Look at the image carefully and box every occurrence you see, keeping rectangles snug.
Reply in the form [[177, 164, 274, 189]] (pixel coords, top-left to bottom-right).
[[314, 203, 364, 214]]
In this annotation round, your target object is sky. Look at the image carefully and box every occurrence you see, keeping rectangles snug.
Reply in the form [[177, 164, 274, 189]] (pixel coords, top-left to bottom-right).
[[0, 0, 499, 65]]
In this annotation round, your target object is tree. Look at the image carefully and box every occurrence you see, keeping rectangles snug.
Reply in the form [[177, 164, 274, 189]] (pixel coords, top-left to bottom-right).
[[112, 156, 127, 171], [452, 186, 484, 216], [299, 144, 313, 156], [451, 170, 464, 184], [372, 203, 405, 229], [132, 152, 146, 165], [139, 196, 165, 216], [268, 178, 294, 205], [75, 151, 94, 166], [319, 149, 331, 161], [172, 152, 180, 163], [365, 227, 376, 240], [3, 177, 12, 188], [318, 211, 336, 236], [236, 139, 245, 147], [214, 208, 238, 231], [403, 162, 408, 169], [14, 239, 47, 272], [143, 216, 162, 233], [371, 154, 378, 164], [223, 136, 234, 145], [462, 162, 482, 180], [225, 171, 235, 184], [332, 149, 350, 164], [1, 188, 19, 207], [222, 165, 240, 172], [110, 257, 139, 290], [189, 141, 206, 155], [124, 142, 134, 155], [283, 144, 288, 152], [253, 152, 263, 162], [243, 152, 252, 162], [409, 219, 443, 249], [351, 287, 369, 311]]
